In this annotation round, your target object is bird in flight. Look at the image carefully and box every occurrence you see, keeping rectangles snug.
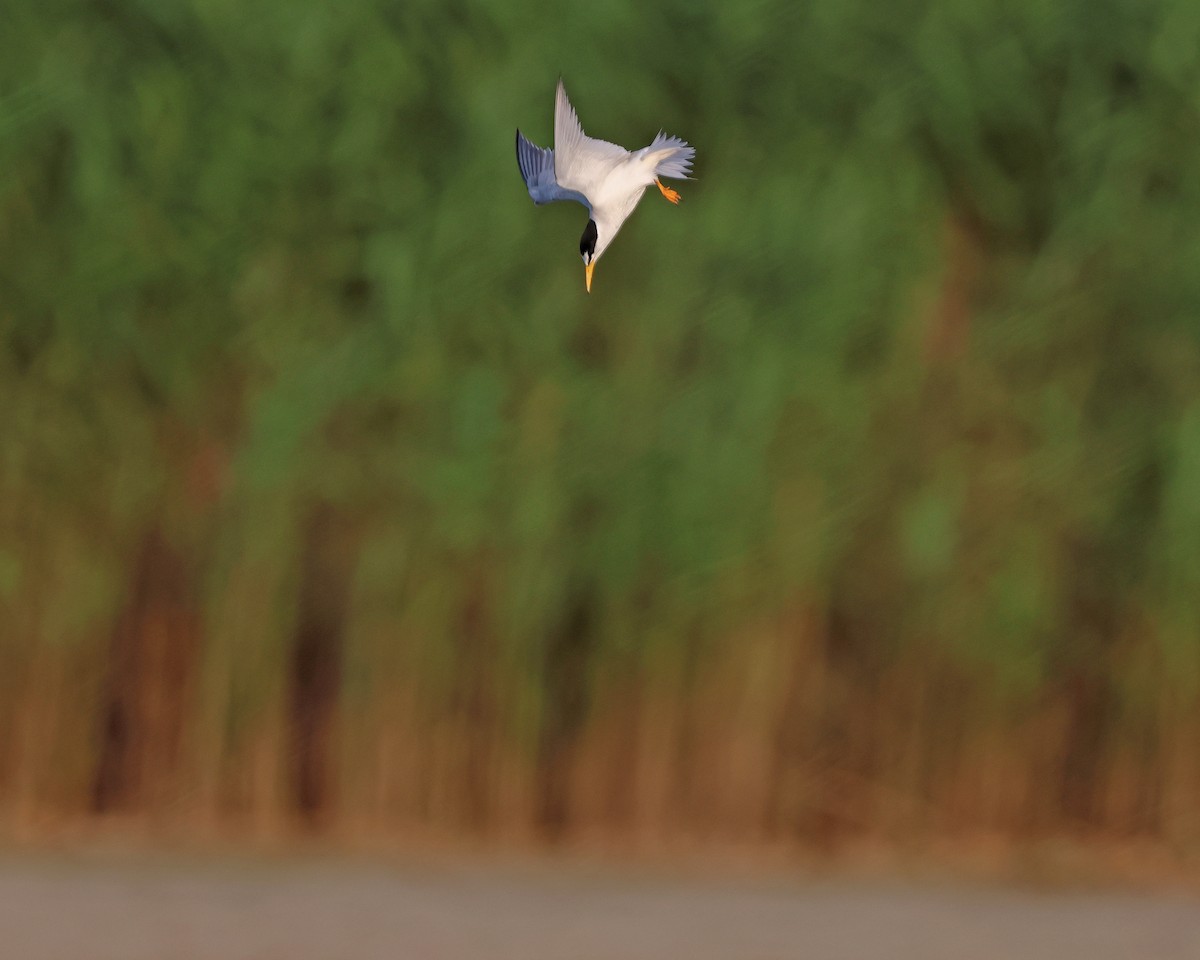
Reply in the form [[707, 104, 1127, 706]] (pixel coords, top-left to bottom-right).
[[516, 79, 695, 292]]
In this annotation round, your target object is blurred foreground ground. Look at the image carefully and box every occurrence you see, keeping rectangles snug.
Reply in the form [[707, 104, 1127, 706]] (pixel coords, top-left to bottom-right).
[[2, 854, 1196, 960]]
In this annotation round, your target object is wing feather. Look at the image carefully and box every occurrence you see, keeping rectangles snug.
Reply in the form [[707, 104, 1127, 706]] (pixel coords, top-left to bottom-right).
[[553, 79, 627, 196], [515, 129, 589, 207]]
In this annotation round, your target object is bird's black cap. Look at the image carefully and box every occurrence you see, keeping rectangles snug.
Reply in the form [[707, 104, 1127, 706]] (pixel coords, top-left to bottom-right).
[[579, 219, 598, 261]]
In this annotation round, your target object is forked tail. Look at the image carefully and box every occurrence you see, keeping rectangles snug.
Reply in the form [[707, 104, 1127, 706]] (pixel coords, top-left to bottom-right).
[[646, 131, 695, 179]]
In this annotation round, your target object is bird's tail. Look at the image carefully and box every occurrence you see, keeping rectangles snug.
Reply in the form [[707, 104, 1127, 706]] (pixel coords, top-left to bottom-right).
[[646, 131, 695, 179]]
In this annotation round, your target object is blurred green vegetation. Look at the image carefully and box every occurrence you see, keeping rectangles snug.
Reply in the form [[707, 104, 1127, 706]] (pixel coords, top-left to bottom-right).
[[2, 0, 1200, 843]]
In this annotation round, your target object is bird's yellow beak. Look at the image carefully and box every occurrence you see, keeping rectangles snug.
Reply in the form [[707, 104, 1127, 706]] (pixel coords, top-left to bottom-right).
[[585, 260, 595, 293]]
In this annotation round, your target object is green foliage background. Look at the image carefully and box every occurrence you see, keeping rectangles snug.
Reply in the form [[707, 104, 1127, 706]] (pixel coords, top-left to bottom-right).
[[2, 0, 1200, 837]]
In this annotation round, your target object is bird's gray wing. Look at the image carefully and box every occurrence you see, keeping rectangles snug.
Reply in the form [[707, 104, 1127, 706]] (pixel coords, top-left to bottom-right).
[[553, 79, 628, 195], [516, 129, 590, 207]]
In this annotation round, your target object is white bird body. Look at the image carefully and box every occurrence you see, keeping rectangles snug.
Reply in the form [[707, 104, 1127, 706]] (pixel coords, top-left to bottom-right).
[[516, 80, 695, 291]]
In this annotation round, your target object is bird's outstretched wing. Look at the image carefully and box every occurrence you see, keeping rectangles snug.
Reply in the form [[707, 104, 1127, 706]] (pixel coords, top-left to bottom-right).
[[516, 129, 590, 207], [553, 79, 628, 195]]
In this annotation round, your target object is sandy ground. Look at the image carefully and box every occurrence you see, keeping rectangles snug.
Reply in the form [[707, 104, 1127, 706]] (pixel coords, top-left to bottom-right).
[[1, 855, 1197, 960]]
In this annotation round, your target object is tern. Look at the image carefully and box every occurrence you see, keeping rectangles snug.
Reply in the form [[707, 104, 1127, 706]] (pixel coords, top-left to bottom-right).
[[516, 80, 695, 292]]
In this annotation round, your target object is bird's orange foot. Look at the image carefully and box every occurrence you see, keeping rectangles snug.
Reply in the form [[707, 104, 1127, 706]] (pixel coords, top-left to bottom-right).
[[655, 178, 681, 204]]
